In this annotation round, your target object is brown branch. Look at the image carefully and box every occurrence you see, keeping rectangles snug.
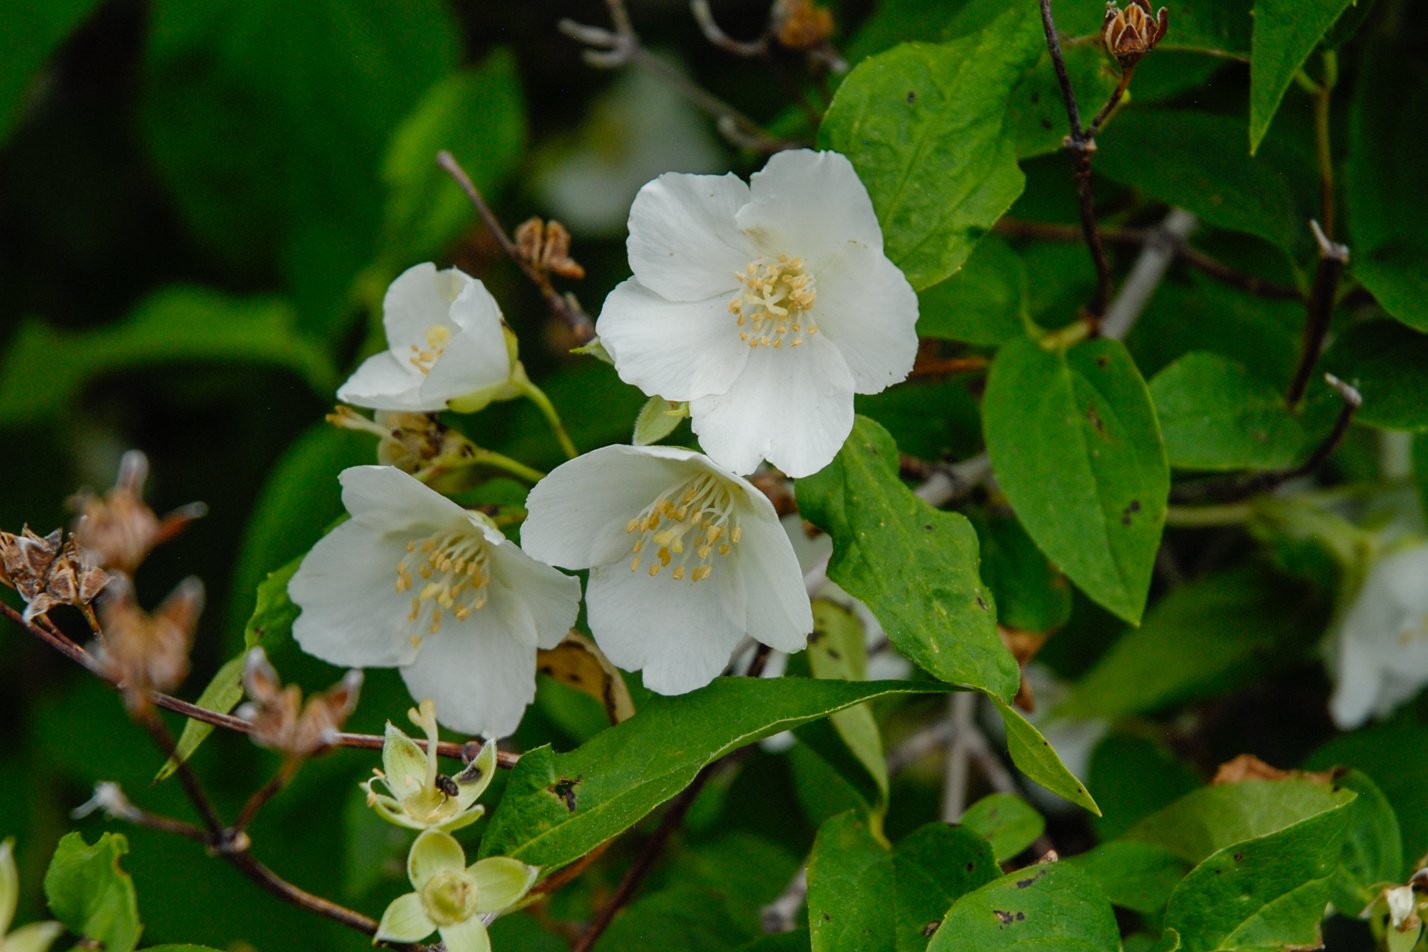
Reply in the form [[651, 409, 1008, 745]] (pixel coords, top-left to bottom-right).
[[1286, 221, 1350, 407]]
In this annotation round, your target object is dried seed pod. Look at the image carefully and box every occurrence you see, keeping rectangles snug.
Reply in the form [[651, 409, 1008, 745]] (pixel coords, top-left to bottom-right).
[[774, 0, 835, 52], [71, 450, 206, 576], [238, 648, 362, 758], [514, 216, 586, 280], [1101, 0, 1169, 69], [96, 576, 203, 712], [0, 526, 109, 623]]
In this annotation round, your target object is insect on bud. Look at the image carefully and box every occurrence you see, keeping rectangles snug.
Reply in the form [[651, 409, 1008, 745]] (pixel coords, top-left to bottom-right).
[[1101, 0, 1169, 70]]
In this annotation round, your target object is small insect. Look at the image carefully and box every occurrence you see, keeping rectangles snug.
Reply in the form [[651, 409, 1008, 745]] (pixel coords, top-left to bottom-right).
[[434, 774, 461, 798]]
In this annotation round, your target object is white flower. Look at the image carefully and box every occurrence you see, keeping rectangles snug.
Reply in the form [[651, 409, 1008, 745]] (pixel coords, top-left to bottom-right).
[[289, 465, 581, 737], [1327, 542, 1428, 729], [597, 149, 918, 478], [375, 829, 537, 952], [338, 263, 519, 413], [521, 445, 813, 694]]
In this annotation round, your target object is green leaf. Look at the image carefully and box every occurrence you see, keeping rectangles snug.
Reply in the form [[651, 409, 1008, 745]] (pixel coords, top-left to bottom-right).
[[1355, 248, 1428, 333], [808, 811, 895, 951], [798, 417, 1015, 698], [0, 0, 102, 143], [929, 861, 1120, 951], [593, 886, 751, 951], [0, 287, 336, 427], [157, 652, 246, 783], [806, 599, 889, 812], [1327, 770, 1403, 917], [1068, 840, 1191, 915], [479, 678, 956, 869], [818, 7, 1045, 290], [960, 794, 1045, 863], [380, 50, 526, 265], [1088, 734, 1201, 842], [43, 832, 142, 952], [1061, 565, 1324, 719], [1157, 784, 1355, 950], [971, 511, 1073, 634], [988, 694, 1100, 815], [915, 236, 1029, 345], [1007, 46, 1118, 160], [1154, 0, 1251, 58], [983, 337, 1168, 624], [1249, 0, 1355, 152], [1149, 352, 1305, 470], [1096, 110, 1301, 248], [891, 824, 1000, 951], [632, 395, 688, 447], [143, 947, 229, 951], [1325, 321, 1428, 431]]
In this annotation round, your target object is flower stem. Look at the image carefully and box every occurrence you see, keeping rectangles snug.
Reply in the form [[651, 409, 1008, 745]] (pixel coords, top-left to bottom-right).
[[519, 380, 580, 459]]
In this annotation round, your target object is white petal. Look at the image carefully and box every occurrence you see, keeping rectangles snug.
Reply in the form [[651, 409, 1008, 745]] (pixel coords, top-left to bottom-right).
[[486, 544, 582, 650], [1328, 634, 1382, 730], [806, 243, 919, 393], [439, 918, 492, 952], [289, 521, 419, 667], [585, 562, 747, 695], [380, 722, 430, 796], [522, 446, 702, 570], [470, 857, 539, 913], [738, 150, 884, 257], [336, 351, 435, 411], [597, 279, 749, 403], [419, 280, 514, 405], [627, 171, 753, 302], [408, 829, 466, 888], [5, 920, 65, 952], [1, 839, 17, 936], [401, 620, 538, 738], [384, 262, 471, 350], [375, 892, 436, 943], [339, 465, 470, 533], [730, 511, 813, 653], [690, 335, 855, 478]]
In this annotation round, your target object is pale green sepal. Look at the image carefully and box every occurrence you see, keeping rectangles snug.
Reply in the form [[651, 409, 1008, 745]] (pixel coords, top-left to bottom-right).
[[570, 337, 613, 365], [374, 892, 435, 944], [454, 740, 498, 811], [380, 722, 429, 800], [438, 917, 492, 952], [470, 857, 539, 914], [448, 350, 525, 414], [438, 803, 486, 835], [6, 920, 65, 952], [408, 830, 466, 889], [632, 395, 688, 446]]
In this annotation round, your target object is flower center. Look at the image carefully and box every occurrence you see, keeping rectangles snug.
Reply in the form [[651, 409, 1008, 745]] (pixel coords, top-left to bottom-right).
[[396, 526, 491, 642], [626, 475, 741, 582], [728, 254, 818, 349], [421, 869, 479, 927], [408, 325, 452, 375]]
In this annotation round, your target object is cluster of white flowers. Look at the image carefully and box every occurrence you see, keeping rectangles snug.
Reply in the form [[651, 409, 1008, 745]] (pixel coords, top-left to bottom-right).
[[289, 148, 917, 746]]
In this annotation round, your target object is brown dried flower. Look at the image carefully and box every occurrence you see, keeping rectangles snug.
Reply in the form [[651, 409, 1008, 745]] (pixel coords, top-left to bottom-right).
[[96, 575, 203, 712], [514, 217, 586, 280], [774, 0, 835, 52], [1101, 0, 1168, 69], [71, 450, 206, 576], [327, 407, 477, 478], [237, 648, 362, 759], [0, 526, 109, 623]]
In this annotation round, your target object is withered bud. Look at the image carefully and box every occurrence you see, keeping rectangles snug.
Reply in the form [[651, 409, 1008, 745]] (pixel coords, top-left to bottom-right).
[[237, 648, 362, 758], [774, 0, 835, 52], [376, 411, 475, 474], [97, 575, 203, 712], [0, 525, 109, 623], [514, 217, 586, 280], [71, 450, 207, 576], [1101, 0, 1168, 69]]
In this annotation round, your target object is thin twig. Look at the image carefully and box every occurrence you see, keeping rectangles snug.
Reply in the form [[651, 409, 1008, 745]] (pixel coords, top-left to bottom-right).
[[760, 865, 808, 933], [690, 0, 770, 56], [1087, 68, 1135, 136], [223, 850, 387, 939], [941, 693, 977, 821], [1099, 208, 1198, 340], [1311, 52, 1339, 240], [1286, 220, 1350, 407], [137, 710, 226, 838], [231, 760, 300, 835]]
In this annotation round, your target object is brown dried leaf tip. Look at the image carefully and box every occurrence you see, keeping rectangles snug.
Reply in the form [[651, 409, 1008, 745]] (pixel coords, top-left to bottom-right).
[[774, 0, 835, 52], [71, 450, 207, 576], [1101, 0, 1168, 69], [1211, 754, 1337, 786], [238, 648, 362, 759], [514, 217, 586, 280], [96, 575, 203, 712], [0, 525, 109, 623]]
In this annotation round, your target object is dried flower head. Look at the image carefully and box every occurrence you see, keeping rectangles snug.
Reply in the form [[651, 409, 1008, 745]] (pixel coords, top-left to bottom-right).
[[1101, 0, 1168, 69], [0, 526, 109, 623], [514, 217, 586, 280], [237, 648, 362, 759], [96, 576, 203, 711], [774, 0, 835, 51], [71, 450, 206, 576]]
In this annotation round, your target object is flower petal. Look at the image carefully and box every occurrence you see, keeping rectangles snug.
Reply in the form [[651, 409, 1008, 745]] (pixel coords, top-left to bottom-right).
[[453, 739, 499, 809], [1328, 634, 1382, 730], [384, 262, 471, 351], [626, 171, 752, 302], [585, 562, 747, 695], [690, 335, 855, 478], [408, 829, 466, 889], [401, 621, 538, 738], [289, 521, 420, 667], [597, 279, 749, 402], [339, 465, 470, 533], [738, 150, 884, 258], [470, 857, 539, 914], [486, 544, 582, 650], [375, 891, 436, 943], [438, 918, 492, 952], [729, 509, 813, 653], [6, 920, 65, 952], [337, 352, 433, 411], [380, 722, 430, 799], [804, 243, 918, 394], [419, 280, 514, 406]]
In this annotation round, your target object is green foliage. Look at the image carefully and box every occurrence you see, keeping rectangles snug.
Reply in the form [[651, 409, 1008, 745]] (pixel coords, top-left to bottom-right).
[[0, 0, 102, 143], [1249, 0, 1354, 151], [798, 417, 1017, 698], [805, 599, 889, 814], [1327, 770, 1403, 916], [960, 793, 1045, 863], [1326, 321, 1428, 431], [970, 510, 1073, 634], [1150, 352, 1305, 470], [989, 695, 1100, 815], [930, 861, 1120, 950], [43, 832, 142, 952], [916, 236, 1028, 345], [983, 337, 1168, 624]]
